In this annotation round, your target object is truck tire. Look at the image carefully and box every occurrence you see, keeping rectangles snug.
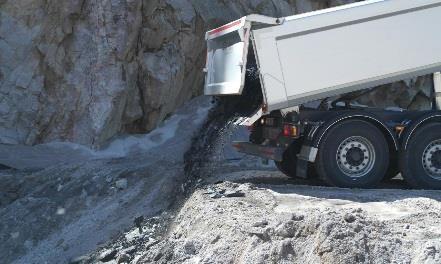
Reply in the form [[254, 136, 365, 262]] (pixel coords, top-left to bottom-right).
[[399, 123, 441, 189], [275, 142, 301, 178], [316, 120, 389, 188], [275, 160, 296, 178], [384, 157, 399, 180]]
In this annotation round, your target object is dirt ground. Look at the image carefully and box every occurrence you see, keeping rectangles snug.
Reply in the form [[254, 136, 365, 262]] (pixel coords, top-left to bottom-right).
[[2, 97, 441, 264], [75, 157, 441, 264]]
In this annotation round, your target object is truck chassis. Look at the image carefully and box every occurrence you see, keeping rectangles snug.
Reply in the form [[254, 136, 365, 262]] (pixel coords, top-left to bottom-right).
[[236, 102, 441, 189]]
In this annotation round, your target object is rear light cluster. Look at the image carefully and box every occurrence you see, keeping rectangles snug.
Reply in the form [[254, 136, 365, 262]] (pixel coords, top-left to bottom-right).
[[260, 117, 276, 126], [260, 116, 300, 138], [283, 124, 299, 138]]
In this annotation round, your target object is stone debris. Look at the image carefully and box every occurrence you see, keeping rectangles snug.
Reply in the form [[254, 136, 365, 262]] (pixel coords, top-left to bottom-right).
[[134, 216, 144, 230], [291, 213, 305, 221], [68, 255, 89, 264], [98, 249, 117, 262], [252, 220, 269, 228], [116, 253, 130, 264], [204, 185, 245, 199], [343, 213, 357, 223], [115, 179, 128, 190], [224, 189, 246, 198]]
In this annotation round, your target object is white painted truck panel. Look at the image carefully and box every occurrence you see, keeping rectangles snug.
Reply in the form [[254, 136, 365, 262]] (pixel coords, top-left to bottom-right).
[[204, 15, 280, 96], [205, 41, 246, 95], [252, 0, 441, 110], [204, 18, 249, 96], [252, 33, 288, 110]]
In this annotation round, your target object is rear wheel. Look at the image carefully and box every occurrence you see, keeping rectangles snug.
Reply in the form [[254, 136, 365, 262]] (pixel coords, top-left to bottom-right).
[[316, 120, 389, 188], [399, 123, 441, 189], [384, 156, 399, 180]]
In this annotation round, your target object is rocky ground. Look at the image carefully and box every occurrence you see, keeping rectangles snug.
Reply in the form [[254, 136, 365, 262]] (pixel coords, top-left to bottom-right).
[[2, 1, 441, 263], [142, 174, 441, 264], [60, 105, 441, 264], [0, 97, 212, 264], [3, 96, 441, 264], [71, 164, 441, 264], [2, 95, 441, 264]]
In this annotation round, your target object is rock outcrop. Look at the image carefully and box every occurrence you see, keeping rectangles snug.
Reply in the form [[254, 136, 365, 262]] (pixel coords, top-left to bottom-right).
[[0, 0, 432, 147]]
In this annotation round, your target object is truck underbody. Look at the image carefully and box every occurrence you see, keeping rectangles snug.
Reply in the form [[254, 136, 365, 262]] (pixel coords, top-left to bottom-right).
[[235, 101, 441, 189]]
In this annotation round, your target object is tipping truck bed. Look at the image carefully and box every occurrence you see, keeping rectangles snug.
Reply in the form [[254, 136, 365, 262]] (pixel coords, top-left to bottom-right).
[[204, 0, 441, 114]]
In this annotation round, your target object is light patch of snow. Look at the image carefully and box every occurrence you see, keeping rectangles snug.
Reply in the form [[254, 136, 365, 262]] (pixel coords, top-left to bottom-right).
[[269, 186, 441, 221], [125, 229, 142, 242], [97, 99, 210, 159], [0, 96, 213, 170], [273, 192, 412, 221], [56, 207, 66, 215], [96, 113, 184, 158]]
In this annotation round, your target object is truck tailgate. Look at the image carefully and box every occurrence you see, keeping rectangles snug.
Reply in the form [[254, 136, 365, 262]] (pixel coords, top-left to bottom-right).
[[204, 18, 250, 96]]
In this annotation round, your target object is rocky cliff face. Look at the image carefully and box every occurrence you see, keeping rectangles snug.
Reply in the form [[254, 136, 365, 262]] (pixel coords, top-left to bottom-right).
[[0, 0, 432, 147]]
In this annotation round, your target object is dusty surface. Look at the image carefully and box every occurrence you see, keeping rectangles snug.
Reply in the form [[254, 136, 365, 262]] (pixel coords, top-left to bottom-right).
[[74, 166, 441, 264], [141, 178, 441, 264], [0, 97, 212, 264], [2, 94, 441, 263], [146, 157, 441, 264], [1, 2, 440, 258], [72, 117, 441, 264]]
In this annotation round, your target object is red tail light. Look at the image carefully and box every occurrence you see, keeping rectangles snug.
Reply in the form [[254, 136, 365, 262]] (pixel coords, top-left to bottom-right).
[[283, 124, 299, 137]]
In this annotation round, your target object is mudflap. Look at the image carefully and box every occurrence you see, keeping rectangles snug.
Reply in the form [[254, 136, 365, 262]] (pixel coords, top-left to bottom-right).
[[295, 159, 309, 179], [296, 145, 318, 179]]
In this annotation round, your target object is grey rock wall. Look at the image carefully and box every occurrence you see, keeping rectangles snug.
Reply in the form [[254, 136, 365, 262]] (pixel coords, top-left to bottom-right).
[[0, 0, 432, 147]]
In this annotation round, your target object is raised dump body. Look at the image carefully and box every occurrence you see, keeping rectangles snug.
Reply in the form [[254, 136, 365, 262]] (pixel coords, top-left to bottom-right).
[[205, 0, 441, 113]]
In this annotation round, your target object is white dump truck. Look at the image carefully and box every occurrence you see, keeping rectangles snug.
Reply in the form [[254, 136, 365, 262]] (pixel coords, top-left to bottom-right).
[[204, 0, 441, 189]]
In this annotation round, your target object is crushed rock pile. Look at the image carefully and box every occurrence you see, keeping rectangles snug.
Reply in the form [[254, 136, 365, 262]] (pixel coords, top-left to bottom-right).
[[81, 181, 441, 264]]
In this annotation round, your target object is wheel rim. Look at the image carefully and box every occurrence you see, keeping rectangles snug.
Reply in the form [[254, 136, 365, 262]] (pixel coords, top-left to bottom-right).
[[422, 139, 441, 180], [336, 136, 376, 178]]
